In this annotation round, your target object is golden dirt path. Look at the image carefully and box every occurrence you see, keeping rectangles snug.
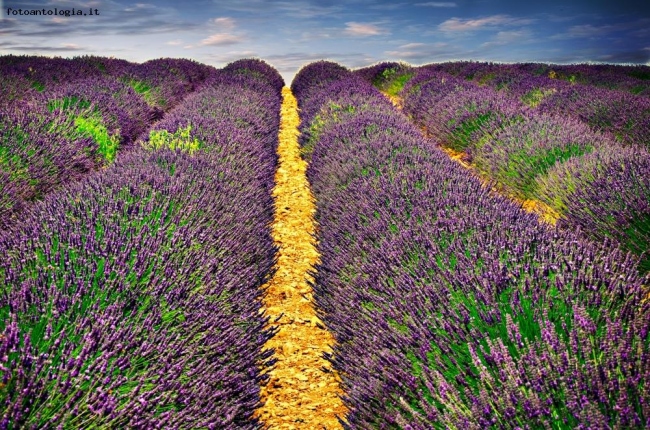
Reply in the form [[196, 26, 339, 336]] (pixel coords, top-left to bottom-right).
[[385, 93, 560, 226], [255, 87, 347, 429]]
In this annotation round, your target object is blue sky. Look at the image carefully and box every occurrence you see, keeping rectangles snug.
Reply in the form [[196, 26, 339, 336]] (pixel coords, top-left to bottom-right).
[[1, 0, 649, 83]]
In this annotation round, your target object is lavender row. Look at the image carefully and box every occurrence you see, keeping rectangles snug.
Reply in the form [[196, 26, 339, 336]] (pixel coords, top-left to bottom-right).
[[395, 66, 650, 273], [432, 61, 650, 97], [0, 55, 214, 111], [0, 60, 283, 428], [0, 56, 213, 231], [537, 145, 650, 273], [293, 61, 650, 428], [428, 61, 650, 148]]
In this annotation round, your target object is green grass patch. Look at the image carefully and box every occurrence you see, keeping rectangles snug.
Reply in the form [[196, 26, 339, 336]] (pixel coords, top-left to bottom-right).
[[121, 77, 165, 108], [383, 72, 413, 97]]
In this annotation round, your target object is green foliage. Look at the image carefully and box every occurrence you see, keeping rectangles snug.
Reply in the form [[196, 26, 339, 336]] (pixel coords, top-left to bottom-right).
[[31, 81, 45, 92], [622, 213, 650, 273], [144, 125, 202, 154], [520, 88, 555, 108], [385, 72, 413, 97], [629, 70, 650, 80], [74, 115, 120, 163], [500, 144, 594, 199], [47, 96, 92, 112], [373, 65, 414, 97], [446, 112, 495, 152], [121, 77, 165, 108]]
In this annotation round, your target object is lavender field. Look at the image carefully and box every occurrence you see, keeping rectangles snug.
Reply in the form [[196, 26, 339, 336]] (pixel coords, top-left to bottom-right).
[[1, 55, 649, 428]]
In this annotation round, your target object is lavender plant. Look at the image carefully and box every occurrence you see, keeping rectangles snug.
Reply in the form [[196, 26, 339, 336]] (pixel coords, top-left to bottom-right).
[[538, 146, 650, 272], [293, 61, 650, 428], [537, 85, 650, 149], [0, 59, 282, 428], [472, 113, 613, 200]]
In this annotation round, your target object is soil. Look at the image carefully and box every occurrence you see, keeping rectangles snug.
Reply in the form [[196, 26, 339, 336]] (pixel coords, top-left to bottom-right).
[[255, 87, 347, 429]]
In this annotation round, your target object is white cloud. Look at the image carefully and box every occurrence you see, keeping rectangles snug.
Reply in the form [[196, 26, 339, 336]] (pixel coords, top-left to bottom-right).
[[166, 39, 182, 46], [415, 2, 457, 7], [213, 17, 236, 30], [384, 42, 452, 61], [124, 3, 155, 12], [400, 43, 426, 49], [439, 15, 534, 32], [199, 33, 244, 46], [343, 22, 388, 37], [481, 29, 532, 48]]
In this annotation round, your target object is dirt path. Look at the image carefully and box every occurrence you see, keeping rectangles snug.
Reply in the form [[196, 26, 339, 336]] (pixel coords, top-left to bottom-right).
[[255, 87, 347, 429]]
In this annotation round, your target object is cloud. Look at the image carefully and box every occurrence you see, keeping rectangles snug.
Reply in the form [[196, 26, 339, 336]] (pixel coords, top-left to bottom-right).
[[343, 22, 388, 37], [199, 33, 244, 46], [213, 17, 236, 29], [0, 41, 86, 52], [275, 1, 343, 18], [481, 29, 533, 48], [1, 0, 199, 37], [166, 39, 182, 46], [415, 2, 457, 7], [208, 0, 342, 18], [368, 3, 408, 11], [384, 42, 454, 62], [439, 15, 534, 32]]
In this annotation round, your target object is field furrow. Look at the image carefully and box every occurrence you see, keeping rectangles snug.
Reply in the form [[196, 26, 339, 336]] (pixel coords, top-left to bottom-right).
[[256, 86, 347, 429]]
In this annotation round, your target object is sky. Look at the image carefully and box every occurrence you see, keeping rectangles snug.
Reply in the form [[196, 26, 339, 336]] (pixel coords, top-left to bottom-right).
[[1, 0, 649, 84]]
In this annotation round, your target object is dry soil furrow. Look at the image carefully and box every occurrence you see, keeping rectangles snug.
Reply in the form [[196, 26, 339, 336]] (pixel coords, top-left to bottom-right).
[[255, 87, 347, 429]]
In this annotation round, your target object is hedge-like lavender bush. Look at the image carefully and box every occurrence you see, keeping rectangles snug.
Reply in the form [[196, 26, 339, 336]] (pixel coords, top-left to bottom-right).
[[472, 113, 614, 200], [0, 149, 276, 428], [45, 76, 156, 151], [293, 73, 393, 157], [293, 62, 650, 428], [0, 101, 97, 230], [538, 146, 650, 272], [537, 85, 650, 149], [0, 55, 105, 93], [290, 60, 350, 110], [404, 80, 528, 154], [118, 58, 215, 113], [354, 62, 414, 97], [222, 58, 285, 97], [0, 60, 281, 428]]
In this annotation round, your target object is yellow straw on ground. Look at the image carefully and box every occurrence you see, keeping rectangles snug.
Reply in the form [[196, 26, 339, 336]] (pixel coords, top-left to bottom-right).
[[255, 87, 347, 429]]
